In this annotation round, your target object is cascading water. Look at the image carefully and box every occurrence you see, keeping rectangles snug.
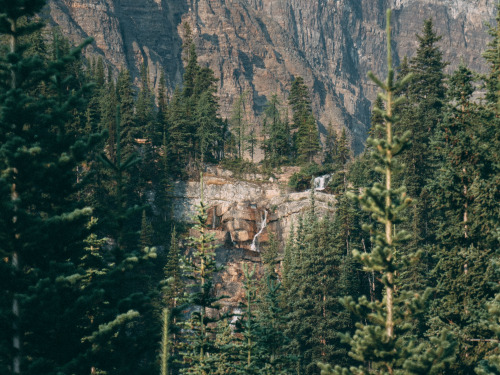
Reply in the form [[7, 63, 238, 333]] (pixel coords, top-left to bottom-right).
[[314, 174, 331, 191], [250, 209, 268, 252]]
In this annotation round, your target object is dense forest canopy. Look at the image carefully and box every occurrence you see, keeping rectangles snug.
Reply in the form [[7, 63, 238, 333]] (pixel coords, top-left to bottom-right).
[[0, 1, 498, 375]]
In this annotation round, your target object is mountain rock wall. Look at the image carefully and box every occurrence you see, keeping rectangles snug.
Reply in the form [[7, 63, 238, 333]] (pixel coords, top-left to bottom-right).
[[47, 0, 496, 152]]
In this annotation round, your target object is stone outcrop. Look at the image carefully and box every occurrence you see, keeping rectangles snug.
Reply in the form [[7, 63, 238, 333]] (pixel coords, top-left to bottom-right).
[[173, 166, 336, 251], [172, 166, 336, 310], [46, 0, 496, 153]]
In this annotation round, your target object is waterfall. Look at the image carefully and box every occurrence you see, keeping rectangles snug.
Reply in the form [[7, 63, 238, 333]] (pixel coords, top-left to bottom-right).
[[250, 209, 268, 252], [314, 174, 331, 191]]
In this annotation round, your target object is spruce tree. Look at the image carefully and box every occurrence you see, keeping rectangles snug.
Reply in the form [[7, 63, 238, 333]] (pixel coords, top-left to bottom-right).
[[283, 193, 358, 374], [157, 70, 168, 141], [262, 94, 291, 167], [426, 56, 499, 375], [0, 2, 100, 373], [168, 87, 191, 174], [230, 92, 248, 159], [195, 90, 222, 164], [319, 10, 456, 374], [180, 175, 225, 374], [135, 62, 155, 141], [88, 108, 158, 375], [234, 264, 260, 374], [289, 76, 320, 163], [323, 122, 338, 165], [397, 18, 446, 276]]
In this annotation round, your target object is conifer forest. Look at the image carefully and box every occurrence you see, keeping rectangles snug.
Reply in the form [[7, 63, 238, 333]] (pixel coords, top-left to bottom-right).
[[1, 1, 500, 374]]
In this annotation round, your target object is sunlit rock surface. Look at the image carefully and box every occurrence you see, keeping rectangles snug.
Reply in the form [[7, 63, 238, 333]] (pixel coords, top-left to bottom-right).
[[47, 0, 496, 153]]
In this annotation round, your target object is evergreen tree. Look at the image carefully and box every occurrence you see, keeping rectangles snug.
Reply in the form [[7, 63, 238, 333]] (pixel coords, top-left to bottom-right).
[[283, 193, 358, 374], [397, 18, 447, 273], [323, 122, 338, 165], [262, 94, 291, 166], [319, 10, 456, 374], [136, 62, 156, 141], [328, 128, 352, 193], [180, 176, 225, 374], [0, 2, 100, 373], [289, 77, 320, 162], [475, 257, 500, 374], [255, 274, 292, 374], [246, 125, 257, 162], [195, 90, 222, 164], [88, 108, 159, 375], [140, 209, 154, 249], [349, 97, 384, 189], [427, 64, 499, 374], [158, 70, 168, 139], [482, 3, 500, 110], [168, 87, 191, 173], [233, 264, 260, 374], [116, 68, 136, 156], [230, 92, 248, 159], [162, 227, 185, 374]]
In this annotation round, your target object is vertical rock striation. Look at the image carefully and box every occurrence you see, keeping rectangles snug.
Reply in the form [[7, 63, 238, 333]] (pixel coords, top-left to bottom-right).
[[47, 0, 496, 152]]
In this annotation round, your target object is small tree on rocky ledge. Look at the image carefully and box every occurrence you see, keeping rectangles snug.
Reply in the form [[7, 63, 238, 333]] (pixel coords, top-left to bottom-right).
[[318, 10, 456, 375]]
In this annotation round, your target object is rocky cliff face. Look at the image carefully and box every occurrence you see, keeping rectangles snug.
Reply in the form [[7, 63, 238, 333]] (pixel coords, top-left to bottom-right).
[[46, 0, 496, 152], [169, 166, 336, 309], [172, 166, 336, 249]]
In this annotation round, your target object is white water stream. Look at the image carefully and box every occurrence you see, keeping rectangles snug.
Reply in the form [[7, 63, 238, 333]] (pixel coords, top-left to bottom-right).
[[313, 174, 331, 191], [250, 209, 268, 252]]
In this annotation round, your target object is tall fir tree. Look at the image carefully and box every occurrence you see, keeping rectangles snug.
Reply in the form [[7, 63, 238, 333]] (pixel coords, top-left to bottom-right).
[[180, 175, 225, 374], [393, 19, 447, 301], [262, 94, 291, 167], [289, 76, 320, 163], [0, 2, 104, 373], [283, 193, 359, 374], [230, 92, 248, 159], [319, 10, 456, 374], [427, 63, 498, 374]]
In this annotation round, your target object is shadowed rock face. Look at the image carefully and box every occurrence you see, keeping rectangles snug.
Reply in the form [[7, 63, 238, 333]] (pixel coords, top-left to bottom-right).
[[47, 0, 496, 152]]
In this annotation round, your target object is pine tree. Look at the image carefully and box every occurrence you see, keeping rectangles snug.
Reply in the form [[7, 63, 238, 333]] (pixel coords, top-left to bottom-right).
[[230, 92, 248, 159], [255, 274, 292, 374], [323, 122, 338, 165], [426, 62, 499, 375], [0, 2, 99, 372], [483, 3, 500, 110], [168, 87, 191, 173], [289, 77, 320, 163], [349, 97, 384, 189], [98, 107, 141, 249], [282, 193, 358, 374], [397, 18, 447, 272], [180, 175, 225, 374], [140, 209, 154, 249], [233, 264, 260, 374], [136, 62, 156, 141], [158, 70, 168, 140], [328, 128, 351, 193], [262, 94, 291, 166], [475, 258, 500, 374], [195, 90, 222, 164], [319, 10, 456, 374], [88, 108, 159, 375], [246, 125, 257, 162]]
